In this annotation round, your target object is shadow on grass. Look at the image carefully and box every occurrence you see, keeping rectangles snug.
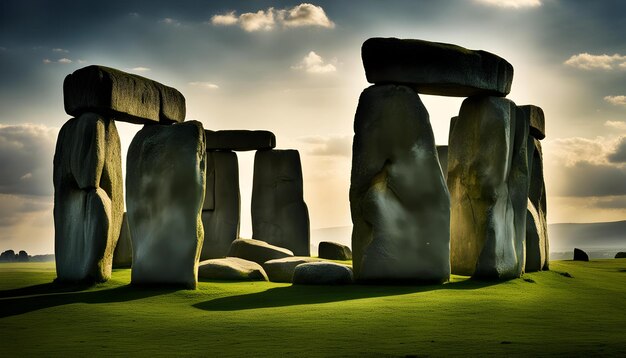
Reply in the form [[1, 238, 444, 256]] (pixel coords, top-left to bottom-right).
[[194, 278, 497, 312], [0, 283, 169, 318]]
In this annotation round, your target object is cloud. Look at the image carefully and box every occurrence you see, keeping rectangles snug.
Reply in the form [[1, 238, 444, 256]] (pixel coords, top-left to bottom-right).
[[0, 124, 58, 196], [564, 53, 626, 70], [605, 121, 626, 131], [189, 81, 219, 90], [52, 48, 68, 53], [299, 135, 351, 157], [131, 67, 151, 72], [474, 0, 541, 8], [292, 51, 337, 74], [58, 58, 72, 64], [607, 137, 626, 163], [277, 3, 335, 28], [159, 18, 181, 26], [210, 11, 238, 26], [209, 3, 334, 32], [604, 95, 626, 106], [42, 59, 51, 64], [552, 161, 626, 197], [0, 193, 53, 254]]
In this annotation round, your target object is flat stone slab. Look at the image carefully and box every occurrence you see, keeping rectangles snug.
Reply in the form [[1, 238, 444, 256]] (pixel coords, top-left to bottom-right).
[[518, 105, 545, 140], [318, 241, 352, 261], [205, 130, 276, 151], [292, 262, 354, 285], [262, 256, 322, 283], [362, 38, 513, 97], [64, 65, 185, 125], [198, 257, 268, 281], [228, 238, 294, 265]]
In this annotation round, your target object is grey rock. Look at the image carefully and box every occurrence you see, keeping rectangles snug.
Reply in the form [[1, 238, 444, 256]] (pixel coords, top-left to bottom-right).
[[448, 96, 528, 279], [292, 262, 354, 285], [198, 257, 268, 281], [54, 113, 123, 282], [350, 85, 450, 283], [112, 212, 132, 268], [251, 149, 310, 256], [518, 105, 545, 140], [201, 151, 241, 259], [362, 38, 514, 97], [615, 252, 626, 259], [127, 121, 206, 289], [263, 256, 322, 283], [436, 145, 448, 181], [573, 248, 589, 262], [205, 130, 276, 151], [64, 65, 185, 125], [318, 241, 352, 261], [526, 137, 549, 271], [228, 238, 294, 265]]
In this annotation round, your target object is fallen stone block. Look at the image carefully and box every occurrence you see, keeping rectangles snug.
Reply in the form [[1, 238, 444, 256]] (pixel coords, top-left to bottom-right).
[[318, 241, 352, 261], [198, 257, 268, 281], [228, 238, 294, 265], [292, 262, 354, 285], [362, 38, 514, 97], [263, 256, 322, 283], [64, 65, 185, 125], [573, 248, 589, 262]]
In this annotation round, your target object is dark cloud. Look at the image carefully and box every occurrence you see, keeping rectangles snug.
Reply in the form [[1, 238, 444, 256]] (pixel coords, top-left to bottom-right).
[[553, 161, 626, 197], [0, 124, 57, 196], [607, 137, 626, 163]]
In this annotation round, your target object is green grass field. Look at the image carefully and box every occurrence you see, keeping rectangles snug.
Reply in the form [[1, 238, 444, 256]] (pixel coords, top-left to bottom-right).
[[1, 260, 625, 357]]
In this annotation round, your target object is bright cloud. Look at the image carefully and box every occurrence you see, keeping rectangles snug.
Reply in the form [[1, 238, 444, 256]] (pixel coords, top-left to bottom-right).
[[605, 121, 626, 131], [210, 3, 334, 32], [131, 67, 151, 72], [474, 0, 541, 8], [292, 51, 336, 74], [52, 48, 68, 53], [42, 59, 51, 64], [189, 81, 219, 89], [160, 18, 181, 26], [604, 95, 626, 106], [58, 58, 72, 64], [564, 53, 626, 70], [299, 135, 351, 157]]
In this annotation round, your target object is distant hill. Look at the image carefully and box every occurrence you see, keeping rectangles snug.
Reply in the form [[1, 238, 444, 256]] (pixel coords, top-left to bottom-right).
[[313, 221, 626, 259]]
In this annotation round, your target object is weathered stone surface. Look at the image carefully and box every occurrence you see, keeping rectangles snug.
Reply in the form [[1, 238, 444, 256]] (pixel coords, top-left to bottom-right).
[[252, 150, 310, 256], [54, 113, 123, 282], [112, 212, 132, 268], [318, 241, 352, 261], [228, 238, 294, 265], [127, 121, 206, 289], [518, 105, 545, 140], [615, 252, 626, 259], [263, 256, 322, 283], [526, 137, 549, 271], [64, 65, 185, 125], [573, 248, 589, 261], [362, 38, 514, 97], [436, 145, 448, 181], [198, 257, 268, 281], [205, 130, 276, 151], [292, 262, 354, 285], [449, 96, 528, 279], [350, 85, 450, 283], [201, 151, 240, 259]]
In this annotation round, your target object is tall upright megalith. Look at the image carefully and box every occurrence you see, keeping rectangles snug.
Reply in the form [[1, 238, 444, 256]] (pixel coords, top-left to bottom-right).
[[448, 96, 528, 279], [127, 121, 206, 289], [252, 150, 310, 256], [201, 150, 241, 260], [53, 113, 123, 282], [350, 84, 450, 283]]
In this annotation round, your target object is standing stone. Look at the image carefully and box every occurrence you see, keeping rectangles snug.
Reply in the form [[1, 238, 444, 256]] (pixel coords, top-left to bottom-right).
[[525, 121, 549, 271], [201, 151, 241, 260], [127, 121, 206, 289], [518, 105, 546, 140], [251, 150, 310, 256], [64, 65, 185, 125], [112, 212, 132, 268], [362, 38, 514, 97], [448, 96, 528, 279], [54, 113, 123, 282], [205, 130, 276, 151], [350, 84, 450, 283]]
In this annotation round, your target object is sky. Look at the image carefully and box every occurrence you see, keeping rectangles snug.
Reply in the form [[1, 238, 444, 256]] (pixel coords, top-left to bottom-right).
[[1, 0, 625, 254]]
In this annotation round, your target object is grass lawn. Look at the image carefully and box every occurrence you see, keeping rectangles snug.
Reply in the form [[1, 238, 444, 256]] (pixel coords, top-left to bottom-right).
[[1, 260, 625, 357]]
